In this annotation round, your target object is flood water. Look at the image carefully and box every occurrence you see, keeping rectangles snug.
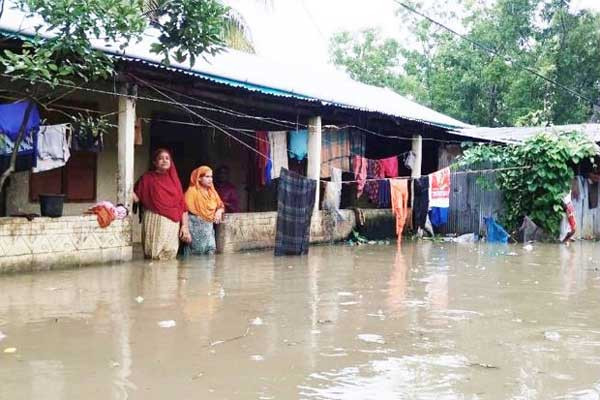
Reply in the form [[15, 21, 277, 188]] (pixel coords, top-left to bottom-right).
[[1, 241, 600, 399]]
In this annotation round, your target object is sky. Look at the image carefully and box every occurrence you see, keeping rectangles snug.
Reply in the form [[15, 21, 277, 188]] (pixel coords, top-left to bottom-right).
[[225, 0, 600, 70]]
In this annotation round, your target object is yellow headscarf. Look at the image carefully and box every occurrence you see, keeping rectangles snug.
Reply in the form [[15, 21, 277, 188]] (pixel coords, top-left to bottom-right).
[[185, 166, 224, 222]]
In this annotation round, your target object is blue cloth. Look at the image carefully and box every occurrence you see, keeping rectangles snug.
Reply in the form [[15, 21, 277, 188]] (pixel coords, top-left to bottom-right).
[[429, 207, 448, 227], [484, 217, 509, 243], [289, 130, 308, 160], [0, 101, 40, 141], [265, 158, 272, 186], [377, 179, 391, 208], [0, 102, 39, 173]]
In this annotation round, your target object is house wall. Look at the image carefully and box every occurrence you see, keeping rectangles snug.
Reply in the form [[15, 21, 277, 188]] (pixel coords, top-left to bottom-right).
[[0, 216, 131, 273]]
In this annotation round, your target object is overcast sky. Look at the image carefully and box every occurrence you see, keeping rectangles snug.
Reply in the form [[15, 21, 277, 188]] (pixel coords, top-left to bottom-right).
[[225, 0, 600, 70]]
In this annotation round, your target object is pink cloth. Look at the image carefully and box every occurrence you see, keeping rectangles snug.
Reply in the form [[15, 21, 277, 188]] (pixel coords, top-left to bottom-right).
[[379, 156, 398, 178], [353, 155, 367, 198]]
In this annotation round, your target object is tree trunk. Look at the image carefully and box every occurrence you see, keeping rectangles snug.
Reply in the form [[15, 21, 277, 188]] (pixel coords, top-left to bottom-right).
[[0, 100, 35, 192]]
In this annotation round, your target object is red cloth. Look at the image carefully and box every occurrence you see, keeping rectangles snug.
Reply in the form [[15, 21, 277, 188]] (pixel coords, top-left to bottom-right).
[[215, 181, 240, 213], [256, 131, 270, 187], [89, 205, 116, 228], [379, 156, 398, 178], [134, 159, 187, 223], [353, 155, 367, 198]]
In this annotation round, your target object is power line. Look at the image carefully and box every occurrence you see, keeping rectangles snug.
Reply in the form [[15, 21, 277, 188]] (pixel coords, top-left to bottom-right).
[[394, 0, 596, 104]]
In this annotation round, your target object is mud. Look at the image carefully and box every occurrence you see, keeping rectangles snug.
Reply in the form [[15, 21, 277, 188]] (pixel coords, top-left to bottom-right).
[[1, 241, 600, 399]]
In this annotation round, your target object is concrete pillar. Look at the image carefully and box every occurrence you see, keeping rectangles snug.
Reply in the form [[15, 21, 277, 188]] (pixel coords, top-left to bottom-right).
[[307, 116, 322, 214], [117, 84, 136, 207], [411, 134, 423, 231], [411, 134, 422, 178]]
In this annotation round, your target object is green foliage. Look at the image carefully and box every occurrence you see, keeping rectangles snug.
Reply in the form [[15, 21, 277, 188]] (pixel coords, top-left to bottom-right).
[[330, 0, 600, 126], [0, 0, 230, 89], [148, 0, 228, 65], [457, 131, 598, 236]]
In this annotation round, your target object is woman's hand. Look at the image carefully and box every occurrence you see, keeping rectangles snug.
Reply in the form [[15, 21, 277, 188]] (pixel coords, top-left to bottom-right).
[[132, 192, 139, 203], [214, 209, 225, 224], [179, 225, 192, 243]]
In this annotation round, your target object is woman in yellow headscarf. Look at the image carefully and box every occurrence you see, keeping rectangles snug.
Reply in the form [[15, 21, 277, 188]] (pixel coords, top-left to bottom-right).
[[185, 166, 225, 255]]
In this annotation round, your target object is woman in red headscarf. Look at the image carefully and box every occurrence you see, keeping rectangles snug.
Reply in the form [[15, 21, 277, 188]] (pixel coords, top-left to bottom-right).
[[184, 166, 225, 255], [133, 148, 191, 260]]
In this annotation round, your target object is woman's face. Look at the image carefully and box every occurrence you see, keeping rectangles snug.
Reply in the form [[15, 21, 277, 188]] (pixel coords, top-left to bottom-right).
[[199, 171, 213, 187], [154, 151, 171, 172]]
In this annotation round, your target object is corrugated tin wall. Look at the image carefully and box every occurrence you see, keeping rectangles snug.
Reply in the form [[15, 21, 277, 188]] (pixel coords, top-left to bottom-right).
[[440, 170, 504, 236], [571, 176, 600, 240]]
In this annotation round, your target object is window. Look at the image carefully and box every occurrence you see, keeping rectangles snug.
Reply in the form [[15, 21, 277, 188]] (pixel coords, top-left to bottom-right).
[[30, 151, 97, 202]]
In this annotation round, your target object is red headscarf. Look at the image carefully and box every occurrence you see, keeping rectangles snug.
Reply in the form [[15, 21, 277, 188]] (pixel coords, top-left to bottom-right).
[[134, 149, 187, 222]]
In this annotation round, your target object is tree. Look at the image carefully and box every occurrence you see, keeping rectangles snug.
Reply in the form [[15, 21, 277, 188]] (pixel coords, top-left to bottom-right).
[[0, 0, 231, 189], [329, 0, 600, 127]]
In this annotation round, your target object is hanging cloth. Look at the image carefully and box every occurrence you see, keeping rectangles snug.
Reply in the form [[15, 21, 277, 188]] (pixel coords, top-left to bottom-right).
[[429, 167, 451, 208], [33, 124, 71, 173], [353, 155, 367, 198], [275, 168, 317, 256], [255, 131, 271, 186], [365, 159, 383, 204], [377, 179, 391, 208], [288, 129, 308, 161], [404, 151, 416, 171], [379, 156, 399, 177], [0, 100, 40, 141], [323, 167, 343, 220], [321, 129, 350, 178], [268, 131, 288, 179], [413, 176, 429, 229], [390, 179, 409, 241]]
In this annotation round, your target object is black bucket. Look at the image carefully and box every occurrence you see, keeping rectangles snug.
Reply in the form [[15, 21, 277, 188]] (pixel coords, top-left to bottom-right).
[[39, 194, 65, 218]]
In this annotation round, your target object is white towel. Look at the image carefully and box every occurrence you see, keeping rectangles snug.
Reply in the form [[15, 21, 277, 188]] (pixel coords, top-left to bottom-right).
[[268, 131, 288, 179], [33, 124, 71, 173]]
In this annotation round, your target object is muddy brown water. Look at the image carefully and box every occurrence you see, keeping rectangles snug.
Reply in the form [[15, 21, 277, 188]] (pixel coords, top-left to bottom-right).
[[1, 242, 600, 399]]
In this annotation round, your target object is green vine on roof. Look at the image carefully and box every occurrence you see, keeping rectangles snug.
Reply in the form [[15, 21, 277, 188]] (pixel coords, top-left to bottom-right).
[[457, 131, 598, 237]]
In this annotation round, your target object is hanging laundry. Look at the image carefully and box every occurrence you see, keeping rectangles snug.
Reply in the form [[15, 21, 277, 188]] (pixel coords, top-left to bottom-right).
[[0, 100, 40, 141], [390, 179, 409, 241], [33, 124, 71, 173], [364, 159, 383, 205], [323, 167, 343, 220], [379, 156, 398, 178], [377, 178, 391, 208], [288, 129, 308, 161], [0, 102, 40, 174], [413, 176, 429, 229], [429, 167, 451, 208], [353, 155, 367, 198], [275, 168, 316, 256], [429, 207, 448, 227], [255, 131, 270, 187], [404, 151, 416, 171], [268, 131, 288, 179], [135, 118, 143, 145], [561, 191, 577, 242], [350, 130, 366, 158], [87, 201, 117, 228], [321, 129, 350, 178]]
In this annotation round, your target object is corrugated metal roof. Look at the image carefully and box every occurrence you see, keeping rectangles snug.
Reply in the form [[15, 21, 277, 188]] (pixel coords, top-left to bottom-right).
[[0, 3, 470, 129], [457, 124, 600, 144]]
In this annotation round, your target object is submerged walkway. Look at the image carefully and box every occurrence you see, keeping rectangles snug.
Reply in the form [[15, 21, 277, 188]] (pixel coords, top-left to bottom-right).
[[1, 242, 599, 399]]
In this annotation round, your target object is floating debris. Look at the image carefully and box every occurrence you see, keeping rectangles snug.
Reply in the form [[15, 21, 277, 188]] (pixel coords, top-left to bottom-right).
[[135, 296, 144, 304], [158, 320, 176, 328], [357, 334, 385, 344], [251, 317, 264, 326], [469, 362, 499, 369], [544, 331, 561, 341], [523, 244, 534, 251], [3, 347, 16, 353], [250, 355, 264, 361]]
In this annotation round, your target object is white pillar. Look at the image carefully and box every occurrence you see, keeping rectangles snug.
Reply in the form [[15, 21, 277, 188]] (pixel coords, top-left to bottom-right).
[[411, 134, 422, 179], [411, 134, 423, 231], [307, 116, 322, 214], [117, 84, 136, 207]]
